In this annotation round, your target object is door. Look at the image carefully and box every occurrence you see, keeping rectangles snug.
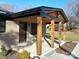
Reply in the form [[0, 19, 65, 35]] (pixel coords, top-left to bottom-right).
[[19, 22, 27, 43]]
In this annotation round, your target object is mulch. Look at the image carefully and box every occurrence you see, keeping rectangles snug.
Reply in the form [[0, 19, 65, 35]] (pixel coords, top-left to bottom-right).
[[56, 42, 77, 55]]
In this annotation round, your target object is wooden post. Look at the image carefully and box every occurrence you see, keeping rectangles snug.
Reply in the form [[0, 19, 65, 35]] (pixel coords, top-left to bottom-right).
[[63, 23, 67, 40], [37, 17, 42, 55], [50, 20, 55, 48], [59, 22, 62, 46]]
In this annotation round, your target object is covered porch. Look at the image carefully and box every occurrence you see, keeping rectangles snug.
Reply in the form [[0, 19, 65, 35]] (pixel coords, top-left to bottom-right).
[[0, 6, 68, 55]]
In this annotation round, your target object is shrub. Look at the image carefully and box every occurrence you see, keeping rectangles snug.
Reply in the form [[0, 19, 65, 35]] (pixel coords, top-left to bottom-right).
[[1, 45, 7, 56], [19, 50, 30, 59]]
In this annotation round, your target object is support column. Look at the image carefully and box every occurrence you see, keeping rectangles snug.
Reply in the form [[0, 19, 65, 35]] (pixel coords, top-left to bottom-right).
[[59, 22, 62, 46], [63, 23, 67, 40], [50, 20, 55, 48], [37, 17, 42, 55]]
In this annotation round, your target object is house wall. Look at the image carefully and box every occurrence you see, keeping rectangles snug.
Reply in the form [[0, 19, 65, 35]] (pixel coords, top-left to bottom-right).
[[0, 20, 46, 50], [0, 21, 19, 50]]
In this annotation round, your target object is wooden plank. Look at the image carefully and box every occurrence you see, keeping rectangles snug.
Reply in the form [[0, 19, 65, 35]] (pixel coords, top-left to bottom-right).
[[42, 17, 51, 24], [59, 22, 63, 46], [58, 12, 64, 20], [56, 42, 77, 55], [13, 16, 37, 23], [50, 20, 55, 48], [49, 11, 58, 17], [37, 17, 42, 55]]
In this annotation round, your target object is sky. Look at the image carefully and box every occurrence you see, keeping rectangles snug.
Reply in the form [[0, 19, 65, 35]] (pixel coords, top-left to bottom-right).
[[0, 0, 69, 12]]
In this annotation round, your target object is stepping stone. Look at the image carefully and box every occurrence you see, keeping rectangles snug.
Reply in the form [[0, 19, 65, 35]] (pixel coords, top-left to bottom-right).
[[56, 42, 77, 55]]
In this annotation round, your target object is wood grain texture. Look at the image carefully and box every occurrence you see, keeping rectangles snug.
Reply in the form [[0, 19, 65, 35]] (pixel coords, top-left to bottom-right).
[[50, 20, 55, 48], [59, 22, 63, 46], [63, 23, 67, 40], [37, 17, 42, 55]]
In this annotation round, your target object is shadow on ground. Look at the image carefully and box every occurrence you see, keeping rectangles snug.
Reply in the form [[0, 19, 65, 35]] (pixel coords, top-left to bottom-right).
[[0, 31, 19, 49]]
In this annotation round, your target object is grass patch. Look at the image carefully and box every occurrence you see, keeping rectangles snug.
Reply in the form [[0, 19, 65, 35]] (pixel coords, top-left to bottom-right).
[[65, 32, 79, 41], [46, 31, 79, 42]]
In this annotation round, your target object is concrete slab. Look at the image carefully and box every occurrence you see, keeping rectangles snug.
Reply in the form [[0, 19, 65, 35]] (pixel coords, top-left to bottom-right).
[[71, 43, 79, 58], [42, 52, 69, 59], [11, 38, 66, 58], [15, 38, 65, 58]]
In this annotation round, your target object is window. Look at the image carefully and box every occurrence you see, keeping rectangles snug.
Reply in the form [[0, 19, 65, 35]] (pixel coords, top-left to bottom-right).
[[0, 18, 6, 32], [31, 23, 37, 35]]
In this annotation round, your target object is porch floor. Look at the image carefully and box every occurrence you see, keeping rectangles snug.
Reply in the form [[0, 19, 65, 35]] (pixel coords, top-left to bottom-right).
[[11, 37, 79, 59]]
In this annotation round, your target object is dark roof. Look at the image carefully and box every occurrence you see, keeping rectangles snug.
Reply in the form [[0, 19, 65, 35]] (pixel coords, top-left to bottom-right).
[[11, 6, 62, 18], [10, 6, 68, 22], [0, 9, 13, 20], [0, 6, 68, 22]]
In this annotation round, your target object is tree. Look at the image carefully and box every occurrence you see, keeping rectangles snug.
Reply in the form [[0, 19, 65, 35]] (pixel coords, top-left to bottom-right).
[[64, 0, 79, 29]]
